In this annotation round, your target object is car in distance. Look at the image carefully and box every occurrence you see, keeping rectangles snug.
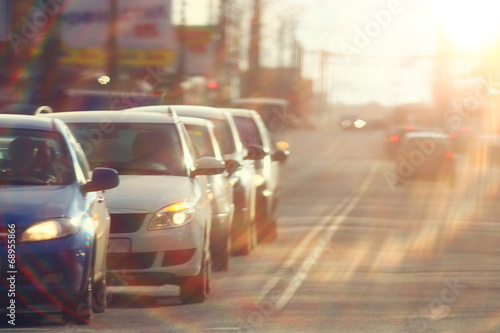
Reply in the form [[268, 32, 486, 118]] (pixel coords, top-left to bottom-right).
[[393, 131, 456, 187], [223, 108, 288, 242], [0, 114, 119, 324], [43, 110, 224, 304], [229, 98, 293, 151], [180, 116, 236, 271], [126, 105, 263, 256]]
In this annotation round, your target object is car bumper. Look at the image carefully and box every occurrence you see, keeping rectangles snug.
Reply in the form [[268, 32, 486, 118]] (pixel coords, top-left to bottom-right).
[[106, 212, 206, 285], [0, 231, 92, 308]]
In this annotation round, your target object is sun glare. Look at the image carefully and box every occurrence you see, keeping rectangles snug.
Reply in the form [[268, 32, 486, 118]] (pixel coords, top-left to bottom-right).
[[428, 0, 500, 50]]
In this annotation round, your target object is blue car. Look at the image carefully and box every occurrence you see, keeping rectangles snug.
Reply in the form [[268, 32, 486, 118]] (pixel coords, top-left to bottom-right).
[[0, 115, 119, 325]]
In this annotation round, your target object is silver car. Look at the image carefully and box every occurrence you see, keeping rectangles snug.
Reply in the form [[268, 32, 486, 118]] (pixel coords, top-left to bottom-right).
[[180, 116, 236, 271], [126, 105, 264, 256], [44, 110, 225, 304], [223, 108, 288, 242]]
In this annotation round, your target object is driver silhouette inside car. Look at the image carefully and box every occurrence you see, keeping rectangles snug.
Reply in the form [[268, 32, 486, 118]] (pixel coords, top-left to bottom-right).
[[8, 136, 55, 182], [128, 131, 184, 175]]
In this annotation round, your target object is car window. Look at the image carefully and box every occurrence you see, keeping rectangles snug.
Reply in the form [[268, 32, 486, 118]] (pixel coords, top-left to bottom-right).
[[400, 137, 450, 156], [0, 129, 74, 185], [67, 122, 187, 176], [233, 116, 263, 147], [208, 119, 236, 155], [185, 124, 216, 158]]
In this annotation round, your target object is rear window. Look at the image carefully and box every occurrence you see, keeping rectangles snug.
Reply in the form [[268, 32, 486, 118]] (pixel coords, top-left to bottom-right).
[[400, 136, 450, 155]]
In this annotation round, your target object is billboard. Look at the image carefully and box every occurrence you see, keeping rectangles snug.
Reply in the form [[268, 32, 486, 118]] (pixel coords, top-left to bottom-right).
[[117, 0, 176, 66], [59, 0, 110, 66], [178, 26, 215, 76], [60, 0, 176, 67], [0, 0, 9, 41]]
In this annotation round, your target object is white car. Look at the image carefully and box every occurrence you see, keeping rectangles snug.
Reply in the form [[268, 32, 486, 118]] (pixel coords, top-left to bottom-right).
[[222, 108, 288, 242], [126, 105, 264, 256], [44, 110, 225, 304], [180, 116, 236, 271]]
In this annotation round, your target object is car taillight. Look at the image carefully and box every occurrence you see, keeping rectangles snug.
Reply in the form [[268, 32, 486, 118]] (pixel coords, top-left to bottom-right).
[[389, 135, 400, 143], [444, 151, 455, 159], [459, 126, 470, 132]]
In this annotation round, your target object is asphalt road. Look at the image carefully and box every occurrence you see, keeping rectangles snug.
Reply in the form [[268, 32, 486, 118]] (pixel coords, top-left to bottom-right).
[[4, 125, 500, 332]]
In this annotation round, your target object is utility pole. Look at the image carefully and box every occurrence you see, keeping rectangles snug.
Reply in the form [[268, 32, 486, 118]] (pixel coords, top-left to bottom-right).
[[173, 0, 187, 104], [246, 0, 261, 97], [106, 0, 118, 94], [215, 0, 228, 105]]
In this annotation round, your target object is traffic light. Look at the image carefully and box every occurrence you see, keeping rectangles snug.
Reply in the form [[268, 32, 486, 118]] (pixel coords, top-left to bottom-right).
[[207, 81, 218, 90]]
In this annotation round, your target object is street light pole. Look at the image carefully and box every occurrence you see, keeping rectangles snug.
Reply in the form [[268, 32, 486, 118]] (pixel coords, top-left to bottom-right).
[[174, 0, 187, 104]]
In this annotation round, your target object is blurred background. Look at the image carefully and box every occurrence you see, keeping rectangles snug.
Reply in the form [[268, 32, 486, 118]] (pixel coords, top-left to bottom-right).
[[1, 0, 500, 131]]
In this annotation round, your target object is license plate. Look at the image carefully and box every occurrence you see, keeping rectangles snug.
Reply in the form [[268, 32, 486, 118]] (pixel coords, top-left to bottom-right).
[[107, 238, 131, 253]]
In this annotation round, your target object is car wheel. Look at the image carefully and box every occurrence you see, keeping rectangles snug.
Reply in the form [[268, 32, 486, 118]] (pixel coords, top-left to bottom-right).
[[446, 174, 456, 188], [179, 251, 211, 304], [259, 217, 277, 244], [62, 276, 94, 325], [250, 218, 258, 250], [91, 275, 107, 313], [231, 209, 252, 256], [212, 231, 230, 272]]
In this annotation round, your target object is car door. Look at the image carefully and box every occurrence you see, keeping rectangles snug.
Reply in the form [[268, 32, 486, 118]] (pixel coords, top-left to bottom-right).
[[63, 124, 110, 276]]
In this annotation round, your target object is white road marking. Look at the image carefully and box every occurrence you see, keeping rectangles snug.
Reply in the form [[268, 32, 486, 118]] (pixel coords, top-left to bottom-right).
[[261, 161, 379, 310]]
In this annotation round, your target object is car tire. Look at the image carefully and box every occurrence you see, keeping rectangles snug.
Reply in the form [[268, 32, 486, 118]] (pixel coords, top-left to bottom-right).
[[91, 275, 107, 313], [231, 208, 253, 256], [179, 250, 211, 304], [259, 217, 277, 244], [212, 231, 230, 271], [447, 174, 456, 188], [62, 276, 94, 325]]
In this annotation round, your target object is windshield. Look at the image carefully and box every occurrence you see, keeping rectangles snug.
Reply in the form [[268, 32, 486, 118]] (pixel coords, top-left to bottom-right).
[[0, 129, 74, 185], [67, 123, 187, 176]]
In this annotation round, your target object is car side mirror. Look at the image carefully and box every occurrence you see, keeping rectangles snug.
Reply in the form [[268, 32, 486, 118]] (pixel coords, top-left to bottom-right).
[[191, 157, 226, 177], [224, 159, 241, 176], [271, 149, 289, 163], [84, 167, 119, 192], [244, 144, 266, 160]]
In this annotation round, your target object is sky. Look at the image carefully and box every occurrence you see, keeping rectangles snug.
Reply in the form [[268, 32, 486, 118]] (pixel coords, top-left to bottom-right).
[[174, 0, 500, 106]]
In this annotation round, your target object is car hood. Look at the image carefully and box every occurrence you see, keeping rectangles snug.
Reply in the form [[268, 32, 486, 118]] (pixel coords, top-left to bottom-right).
[[104, 175, 198, 213], [0, 185, 75, 227]]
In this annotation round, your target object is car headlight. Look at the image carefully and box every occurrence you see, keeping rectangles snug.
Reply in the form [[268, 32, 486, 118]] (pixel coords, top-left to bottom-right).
[[253, 174, 265, 187], [148, 202, 195, 230], [20, 218, 79, 242]]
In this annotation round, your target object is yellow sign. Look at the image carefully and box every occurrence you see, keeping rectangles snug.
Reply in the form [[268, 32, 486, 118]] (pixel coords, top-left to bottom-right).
[[119, 49, 176, 66], [59, 48, 107, 66], [60, 48, 175, 67]]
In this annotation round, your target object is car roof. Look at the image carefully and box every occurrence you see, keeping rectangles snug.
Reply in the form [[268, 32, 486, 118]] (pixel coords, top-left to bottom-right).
[[0, 114, 57, 131], [168, 105, 228, 120], [220, 107, 257, 118], [41, 110, 177, 124], [179, 116, 213, 126], [231, 98, 289, 106], [402, 131, 449, 140]]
